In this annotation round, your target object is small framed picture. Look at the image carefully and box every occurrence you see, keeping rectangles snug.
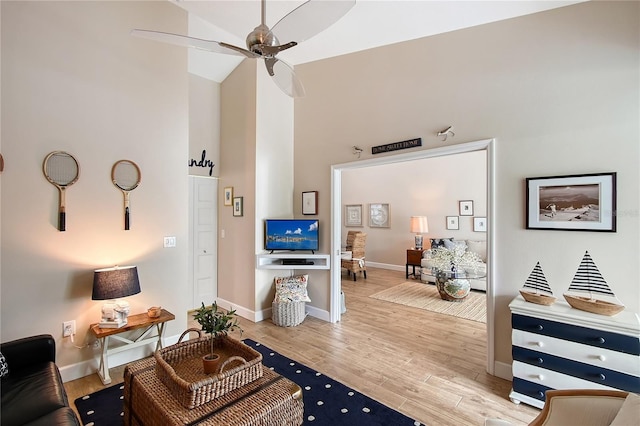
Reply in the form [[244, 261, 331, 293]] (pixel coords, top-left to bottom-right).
[[473, 217, 487, 232], [302, 191, 318, 215], [369, 203, 390, 228], [233, 196, 243, 217], [345, 204, 363, 227], [459, 200, 474, 216], [446, 216, 459, 230], [526, 172, 616, 232], [224, 187, 233, 206]]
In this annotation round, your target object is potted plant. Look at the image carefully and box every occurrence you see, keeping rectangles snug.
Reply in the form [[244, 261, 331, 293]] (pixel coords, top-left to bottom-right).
[[193, 301, 243, 374]]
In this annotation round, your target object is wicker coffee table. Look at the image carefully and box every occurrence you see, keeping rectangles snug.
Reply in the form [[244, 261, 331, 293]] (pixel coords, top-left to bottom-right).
[[124, 356, 303, 426]]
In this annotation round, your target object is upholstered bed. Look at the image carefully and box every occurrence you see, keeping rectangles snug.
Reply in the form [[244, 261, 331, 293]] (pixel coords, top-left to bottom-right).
[[420, 238, 487, 292]]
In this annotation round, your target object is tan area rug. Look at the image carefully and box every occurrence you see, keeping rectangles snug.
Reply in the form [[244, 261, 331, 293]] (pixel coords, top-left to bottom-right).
[[370, 281, 486, 323]]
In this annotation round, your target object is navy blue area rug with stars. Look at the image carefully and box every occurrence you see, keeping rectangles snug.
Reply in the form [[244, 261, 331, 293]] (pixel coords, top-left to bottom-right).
[[74, 338, 423, 425]]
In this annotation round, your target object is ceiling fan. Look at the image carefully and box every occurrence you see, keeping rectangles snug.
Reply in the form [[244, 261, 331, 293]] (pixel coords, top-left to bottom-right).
[[131, 0, 355, 97]]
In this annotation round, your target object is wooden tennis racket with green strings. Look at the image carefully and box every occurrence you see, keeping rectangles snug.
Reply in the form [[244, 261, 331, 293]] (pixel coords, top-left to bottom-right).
[[43, 151, 80, 231], [111, 160, 141, 230]]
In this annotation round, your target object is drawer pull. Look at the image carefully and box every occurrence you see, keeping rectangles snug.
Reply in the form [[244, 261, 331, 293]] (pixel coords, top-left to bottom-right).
[[536, 374, 544, 381], [597, 337, 606, 344], [536, 357, 544, 364], [537, 391, 545, 398], [535, 341, 544, 347], [599, 373, 606, 381], [597, 355, 606, 361], [536, 325, 544, 331]]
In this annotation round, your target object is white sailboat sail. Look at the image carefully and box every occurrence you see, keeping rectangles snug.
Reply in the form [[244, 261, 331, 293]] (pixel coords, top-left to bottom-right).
[[568, 251, 614, 297], [520, 261, 556, 305], [523, 262, 553, 295]]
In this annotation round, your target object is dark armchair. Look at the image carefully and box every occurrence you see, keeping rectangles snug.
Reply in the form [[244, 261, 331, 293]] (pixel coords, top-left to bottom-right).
[[1, 334, 80, 426]]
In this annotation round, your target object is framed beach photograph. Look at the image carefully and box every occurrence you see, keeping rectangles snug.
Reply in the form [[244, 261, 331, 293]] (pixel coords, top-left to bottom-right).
[[446, 216, 459, 230], [233, 196, 243, 217], [369, 203, 390, 228], [223, 187, 233, 206], [345, 204, 363, 227], [459, 200, 474, 216], [473, 217, 487, 232], [302, 191, 318, 215], [526, 172, 616, 232]]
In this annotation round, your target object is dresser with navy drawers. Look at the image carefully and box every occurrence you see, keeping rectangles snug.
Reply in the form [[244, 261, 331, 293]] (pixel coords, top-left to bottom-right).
[[509, 295, 640, 409]]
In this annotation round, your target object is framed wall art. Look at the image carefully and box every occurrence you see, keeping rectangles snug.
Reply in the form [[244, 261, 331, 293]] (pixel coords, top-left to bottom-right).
[[526, 172, 616, 232], [233, 196, 243, 217], [345, 204, 363, 227], [473, 217, 487, 232], [369, 203, 390, 228], [302, 191, 318, 215], [446, 216, 459, 230], [459, 200, 474, 216], [224, 187, 233, 206]]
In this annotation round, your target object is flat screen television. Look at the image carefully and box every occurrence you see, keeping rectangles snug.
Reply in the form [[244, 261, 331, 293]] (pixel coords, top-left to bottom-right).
[[264, 219, 319, 253]]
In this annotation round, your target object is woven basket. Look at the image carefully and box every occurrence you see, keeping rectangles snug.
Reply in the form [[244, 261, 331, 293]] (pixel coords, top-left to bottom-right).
[[124, 357, 304, 426], [154, 332, 263, 409], [272, 301, 306, 327]]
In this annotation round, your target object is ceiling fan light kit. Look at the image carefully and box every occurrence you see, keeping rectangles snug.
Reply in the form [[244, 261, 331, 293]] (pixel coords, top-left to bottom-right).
[[131, 0, 355, 97]]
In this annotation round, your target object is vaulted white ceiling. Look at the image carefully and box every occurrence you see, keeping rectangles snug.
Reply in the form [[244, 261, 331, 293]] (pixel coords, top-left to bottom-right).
[[168, 0, 585, 82]]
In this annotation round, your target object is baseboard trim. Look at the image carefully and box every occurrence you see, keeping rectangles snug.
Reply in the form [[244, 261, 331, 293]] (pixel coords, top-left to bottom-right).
[[493, 360, 513, 381], [215, 297, 330, 324], [59, 333, 184, 383]]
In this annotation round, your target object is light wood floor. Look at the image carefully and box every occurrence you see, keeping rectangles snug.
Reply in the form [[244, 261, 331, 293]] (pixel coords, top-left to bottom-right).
[[65, 267, 539, 425]]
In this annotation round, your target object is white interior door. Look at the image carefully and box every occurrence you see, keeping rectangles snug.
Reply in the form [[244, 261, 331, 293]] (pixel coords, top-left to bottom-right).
[[190, 176, 218, 308]]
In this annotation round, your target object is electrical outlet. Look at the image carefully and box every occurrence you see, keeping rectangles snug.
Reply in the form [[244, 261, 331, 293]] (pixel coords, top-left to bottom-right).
[[92, 340, 100, 349], [163, 236, 176, 248], [62, 320, 76, 337]]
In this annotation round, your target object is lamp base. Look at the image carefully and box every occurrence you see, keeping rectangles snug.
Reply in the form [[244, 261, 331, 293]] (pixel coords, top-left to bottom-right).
[[414, 234, 423, 250], [99, 300, 130, 328]]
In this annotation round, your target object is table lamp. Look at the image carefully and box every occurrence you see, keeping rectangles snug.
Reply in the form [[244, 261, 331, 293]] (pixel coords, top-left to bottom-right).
[[92, 265, 141, 328], [410, 216, 429, 250]]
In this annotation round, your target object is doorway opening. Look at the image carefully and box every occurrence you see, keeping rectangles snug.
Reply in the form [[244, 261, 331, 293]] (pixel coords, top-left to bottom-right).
[[330, 138, 496, 373]]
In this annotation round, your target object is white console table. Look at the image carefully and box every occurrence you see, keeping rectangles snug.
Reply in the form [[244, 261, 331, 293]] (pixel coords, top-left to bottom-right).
[[509, 295, 640, 409], [89, 309, 175, 385], [256, 253, 330, 270]]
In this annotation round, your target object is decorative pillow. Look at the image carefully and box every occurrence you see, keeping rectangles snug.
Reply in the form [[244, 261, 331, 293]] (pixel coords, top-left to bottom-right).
[[443, 239, 467, 251], [466, 240, 487, 262], [274, 274, 311, 303], [430, 238, 453, 249], [0, 352, 8, 378]]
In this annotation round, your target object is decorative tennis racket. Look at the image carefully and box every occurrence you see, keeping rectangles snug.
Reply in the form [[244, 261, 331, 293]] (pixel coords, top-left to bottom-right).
[[111, 160, 141, 230], [43, 151, 80, 232]]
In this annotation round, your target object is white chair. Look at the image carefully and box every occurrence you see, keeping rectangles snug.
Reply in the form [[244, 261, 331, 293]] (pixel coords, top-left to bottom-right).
[[485, 389, 638, 426]]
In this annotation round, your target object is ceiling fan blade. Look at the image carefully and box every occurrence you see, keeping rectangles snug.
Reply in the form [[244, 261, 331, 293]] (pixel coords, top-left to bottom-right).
[[270, 0, 355, 45], [131, 29, 257, 58], [264, 58, 306, 98]]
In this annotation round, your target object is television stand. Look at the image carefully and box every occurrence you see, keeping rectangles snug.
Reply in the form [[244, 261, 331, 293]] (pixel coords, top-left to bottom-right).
[[281, 259, 315, 266], [269, 250, 315, 255], [256, 253, 329, 270]]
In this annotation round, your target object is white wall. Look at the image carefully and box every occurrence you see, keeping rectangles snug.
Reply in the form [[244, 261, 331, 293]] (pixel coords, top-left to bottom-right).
[[188, 74, 220, 178], [0, 1, 189, 377], [342, 150, 487, 267], [293, 1, 639, 369]]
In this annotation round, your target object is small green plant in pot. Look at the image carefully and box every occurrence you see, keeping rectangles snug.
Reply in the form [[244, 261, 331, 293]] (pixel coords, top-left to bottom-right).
[[193, 301, 243, 374]]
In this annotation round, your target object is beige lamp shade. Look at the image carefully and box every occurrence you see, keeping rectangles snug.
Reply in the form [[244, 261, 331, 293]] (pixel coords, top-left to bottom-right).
[[410, 216, 429, 234]]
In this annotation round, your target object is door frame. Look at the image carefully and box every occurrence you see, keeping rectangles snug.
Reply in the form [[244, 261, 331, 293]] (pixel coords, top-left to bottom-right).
[[330, 138, 496, 374]]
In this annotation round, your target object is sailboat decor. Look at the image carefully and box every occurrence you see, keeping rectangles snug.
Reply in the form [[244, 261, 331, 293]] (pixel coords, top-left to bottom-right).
[[520, 262, 556, 305], [563, 251, 624, 316]]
